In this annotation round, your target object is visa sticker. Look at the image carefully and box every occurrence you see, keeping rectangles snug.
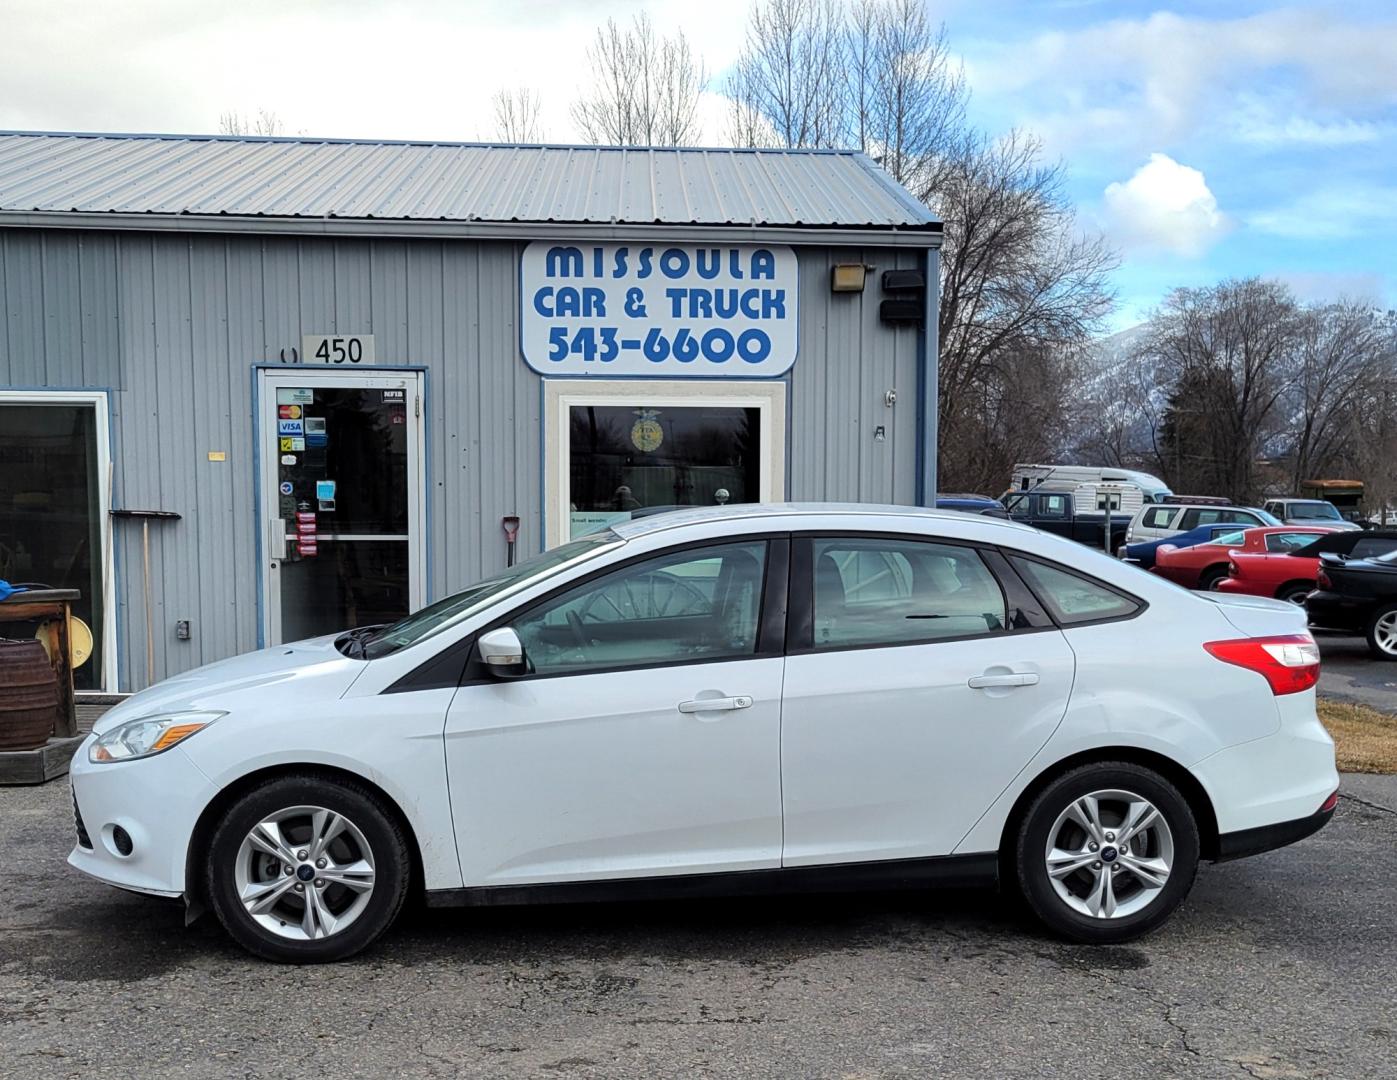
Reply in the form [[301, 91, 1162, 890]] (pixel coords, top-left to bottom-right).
[[278, 419, 304, 436], [279, 481, 294, 495]]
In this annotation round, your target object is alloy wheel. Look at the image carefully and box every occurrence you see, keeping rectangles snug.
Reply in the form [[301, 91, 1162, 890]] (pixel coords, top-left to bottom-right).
[[233, 805, 377, 941], [1044, 789, 1174, 920], [1375, 611, 1397, 656]]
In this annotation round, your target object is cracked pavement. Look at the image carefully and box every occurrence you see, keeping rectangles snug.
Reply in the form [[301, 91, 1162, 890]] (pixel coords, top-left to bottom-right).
[[1, 779, 1393, 1079]]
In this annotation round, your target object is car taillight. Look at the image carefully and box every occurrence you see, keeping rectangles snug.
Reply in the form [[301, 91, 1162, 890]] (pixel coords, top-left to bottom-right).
[[1316, 569, 1331, 588], [1203, 634, 1321, 695], [1318, 790, 1339, 814]]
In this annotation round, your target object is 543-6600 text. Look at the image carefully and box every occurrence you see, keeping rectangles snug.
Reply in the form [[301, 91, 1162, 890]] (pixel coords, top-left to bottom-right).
[[547, 325, 773, 365]]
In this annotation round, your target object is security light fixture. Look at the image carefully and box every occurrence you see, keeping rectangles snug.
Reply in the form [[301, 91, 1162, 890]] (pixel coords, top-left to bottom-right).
[[830, 264, 868, 292]]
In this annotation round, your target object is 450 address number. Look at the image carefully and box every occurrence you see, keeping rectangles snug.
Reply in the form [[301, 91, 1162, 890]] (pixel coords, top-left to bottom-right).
[[547, 325, 774, 365]]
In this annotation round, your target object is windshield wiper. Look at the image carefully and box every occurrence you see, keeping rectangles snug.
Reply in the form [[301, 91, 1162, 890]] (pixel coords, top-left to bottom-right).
[[338, 624, 387, 659]]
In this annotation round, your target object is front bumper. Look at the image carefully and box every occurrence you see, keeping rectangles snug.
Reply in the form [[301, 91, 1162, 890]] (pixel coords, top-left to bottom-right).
[[1215, 578, 1262, 596], [67, 735, 216, 898]]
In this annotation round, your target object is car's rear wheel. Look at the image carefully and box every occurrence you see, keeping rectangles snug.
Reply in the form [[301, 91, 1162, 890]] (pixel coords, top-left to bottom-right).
[[1198, 565, 1228, 591], [1016, 763, 1199, 944], [1277, 583, 1313, 606], [1365, 603, 1397, 661], [206, 775, 410, 963]]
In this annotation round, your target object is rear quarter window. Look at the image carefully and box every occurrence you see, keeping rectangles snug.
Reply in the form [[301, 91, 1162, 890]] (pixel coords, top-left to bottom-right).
[[1142, 507, 1176, 529], [1009, 557, 1142, 626]]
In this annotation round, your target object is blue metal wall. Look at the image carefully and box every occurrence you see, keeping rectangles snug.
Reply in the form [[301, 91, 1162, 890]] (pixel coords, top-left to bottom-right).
[[1, 227, 927, 690]]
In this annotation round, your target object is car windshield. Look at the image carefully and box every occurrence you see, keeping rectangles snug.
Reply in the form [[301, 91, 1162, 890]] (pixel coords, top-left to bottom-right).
[[357, 532, 623, 658], [1288, 502, 1341, 521]]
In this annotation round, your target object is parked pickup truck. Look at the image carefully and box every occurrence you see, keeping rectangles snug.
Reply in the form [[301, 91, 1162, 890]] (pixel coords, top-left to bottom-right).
[[1002, 489, 1131, 551]]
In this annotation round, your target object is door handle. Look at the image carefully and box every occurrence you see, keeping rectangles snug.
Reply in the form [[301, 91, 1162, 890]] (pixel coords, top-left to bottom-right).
[[678, 695, 753, 714], [967, 672, 1039, 689]]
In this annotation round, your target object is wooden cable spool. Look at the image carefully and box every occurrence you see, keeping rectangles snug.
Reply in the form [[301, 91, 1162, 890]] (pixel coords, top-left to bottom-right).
[[0, 637, 59, 751]]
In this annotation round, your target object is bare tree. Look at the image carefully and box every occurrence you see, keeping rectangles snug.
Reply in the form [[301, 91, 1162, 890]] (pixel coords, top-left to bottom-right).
[[572, 14, 708, 145], [493, 88, 545, 143], [219, 108, 283, 137], [933, 130, 1117, 490], [726, 0, 847, 148], [1285, 302, 1388, 490], [854, 0, 966, 189], [1145, 279, 1301, 501]]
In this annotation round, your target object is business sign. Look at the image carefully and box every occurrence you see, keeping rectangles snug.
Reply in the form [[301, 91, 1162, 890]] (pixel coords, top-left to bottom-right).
[[520, 242, 798, 377]]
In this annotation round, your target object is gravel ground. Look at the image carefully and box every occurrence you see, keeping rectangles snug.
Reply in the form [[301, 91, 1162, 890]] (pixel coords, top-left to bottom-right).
[[1, 778, 1394, 1079]]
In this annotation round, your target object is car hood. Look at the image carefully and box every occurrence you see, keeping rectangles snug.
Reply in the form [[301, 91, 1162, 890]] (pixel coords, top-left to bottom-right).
[[92, 635, 365, 735], [1194, 591, 1309, 637]]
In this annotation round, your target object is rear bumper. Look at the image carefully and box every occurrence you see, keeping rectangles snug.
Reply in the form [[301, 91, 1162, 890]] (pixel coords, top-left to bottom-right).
[[1305, 591, 1367, 630], [1216, 804, 1334, 862]]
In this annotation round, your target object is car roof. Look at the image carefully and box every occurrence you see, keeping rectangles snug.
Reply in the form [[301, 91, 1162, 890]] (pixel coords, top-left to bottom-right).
[[609, 502, 1034, 539]]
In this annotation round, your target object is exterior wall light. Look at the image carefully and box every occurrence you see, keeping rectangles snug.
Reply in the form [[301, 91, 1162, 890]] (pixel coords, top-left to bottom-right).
[[830, 264, 868, 293]]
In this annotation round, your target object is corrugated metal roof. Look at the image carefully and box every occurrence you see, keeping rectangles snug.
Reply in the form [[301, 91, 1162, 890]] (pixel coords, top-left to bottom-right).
[[0, 132, 937, 230]]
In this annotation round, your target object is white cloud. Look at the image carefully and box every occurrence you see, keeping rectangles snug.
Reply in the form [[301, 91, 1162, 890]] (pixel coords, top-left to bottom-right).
[[1245, 184, 1397, 241], [1267, 270, 1388, 306], [0, 0, 753, 143], [961, 9, 1397, 159], [1101, 154, 1230, 257]]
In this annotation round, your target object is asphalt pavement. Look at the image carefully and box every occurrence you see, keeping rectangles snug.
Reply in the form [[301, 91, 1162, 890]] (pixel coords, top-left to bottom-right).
[[2, 777, 1394, 1079], [1315, 632, 1397, 711]]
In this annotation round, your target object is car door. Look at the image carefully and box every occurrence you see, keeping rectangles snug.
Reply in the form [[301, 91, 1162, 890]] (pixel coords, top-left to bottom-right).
[[780, 534, 1076, 866], [443, 537, 787, 887]]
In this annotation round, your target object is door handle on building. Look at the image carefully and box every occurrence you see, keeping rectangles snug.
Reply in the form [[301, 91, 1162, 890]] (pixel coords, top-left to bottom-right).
[[967, 672, 1039, 690], [678, 695, 753, 714]]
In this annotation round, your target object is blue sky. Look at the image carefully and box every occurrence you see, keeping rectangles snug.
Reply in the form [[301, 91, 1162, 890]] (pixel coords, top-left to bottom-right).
[[1, 1, 1392, 331], [944, 0, 1397, 327]]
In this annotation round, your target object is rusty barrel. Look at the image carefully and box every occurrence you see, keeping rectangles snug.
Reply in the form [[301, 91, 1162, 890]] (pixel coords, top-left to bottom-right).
[[0, 638, 59, 751]]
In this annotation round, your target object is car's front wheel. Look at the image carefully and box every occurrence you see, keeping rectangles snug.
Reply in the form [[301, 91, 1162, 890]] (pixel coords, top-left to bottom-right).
[[206, 774, 411, 963], [1015, 763, 1200, 944]]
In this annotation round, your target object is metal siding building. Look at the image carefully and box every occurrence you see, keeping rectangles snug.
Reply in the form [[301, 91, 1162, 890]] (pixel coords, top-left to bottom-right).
[[0, 133, 941, 693]]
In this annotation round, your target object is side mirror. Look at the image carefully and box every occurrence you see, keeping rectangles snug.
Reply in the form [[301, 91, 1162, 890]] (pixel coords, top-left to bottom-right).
[[477, 627, 527, 678]]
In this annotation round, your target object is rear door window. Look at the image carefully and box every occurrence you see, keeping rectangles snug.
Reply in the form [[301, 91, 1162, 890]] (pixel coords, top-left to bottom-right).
[[809, 537, 1009, 648], [1039, 494, 1069, 518]]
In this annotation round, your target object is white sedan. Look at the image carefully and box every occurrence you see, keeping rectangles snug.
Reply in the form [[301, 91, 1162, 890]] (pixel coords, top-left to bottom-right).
[[69, 504, 1339, 962]]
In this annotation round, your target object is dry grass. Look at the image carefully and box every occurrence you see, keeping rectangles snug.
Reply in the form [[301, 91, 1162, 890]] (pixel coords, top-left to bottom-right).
[[1318, 698, 1397, 774]]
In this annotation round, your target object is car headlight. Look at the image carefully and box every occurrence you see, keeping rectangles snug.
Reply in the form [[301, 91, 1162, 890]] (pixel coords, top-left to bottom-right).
[[89, 711, 225, 763]]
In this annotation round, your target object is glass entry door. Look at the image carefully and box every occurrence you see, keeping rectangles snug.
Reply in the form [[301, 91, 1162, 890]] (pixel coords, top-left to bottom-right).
[[258, 371, 425, 645]]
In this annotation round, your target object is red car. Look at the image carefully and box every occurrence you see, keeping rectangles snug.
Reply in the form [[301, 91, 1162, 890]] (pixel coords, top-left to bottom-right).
[[1220, 529, 1397, 604], [1152, 527, 1336, 591]]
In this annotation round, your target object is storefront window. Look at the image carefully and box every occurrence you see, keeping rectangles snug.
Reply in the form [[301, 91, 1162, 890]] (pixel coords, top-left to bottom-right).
[[568, 405, 761, 538], [0, 403, 105, 689]]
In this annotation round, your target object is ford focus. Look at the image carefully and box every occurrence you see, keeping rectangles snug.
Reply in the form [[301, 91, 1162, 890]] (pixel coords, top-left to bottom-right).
[[69, 505, 1339, 962]]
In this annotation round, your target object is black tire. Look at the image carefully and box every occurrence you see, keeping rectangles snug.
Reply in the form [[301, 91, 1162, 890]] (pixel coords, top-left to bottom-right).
[[1276, 582, 1313, 606], [206, 774, 411, 963], [1364, 602, 1397, 661], [1015, 762, 1200, 944], [1198, 564, 1228, 591]]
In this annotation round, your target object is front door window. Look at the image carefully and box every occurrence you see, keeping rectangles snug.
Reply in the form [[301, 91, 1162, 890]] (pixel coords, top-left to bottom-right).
[[261, 374, 424, 644]]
